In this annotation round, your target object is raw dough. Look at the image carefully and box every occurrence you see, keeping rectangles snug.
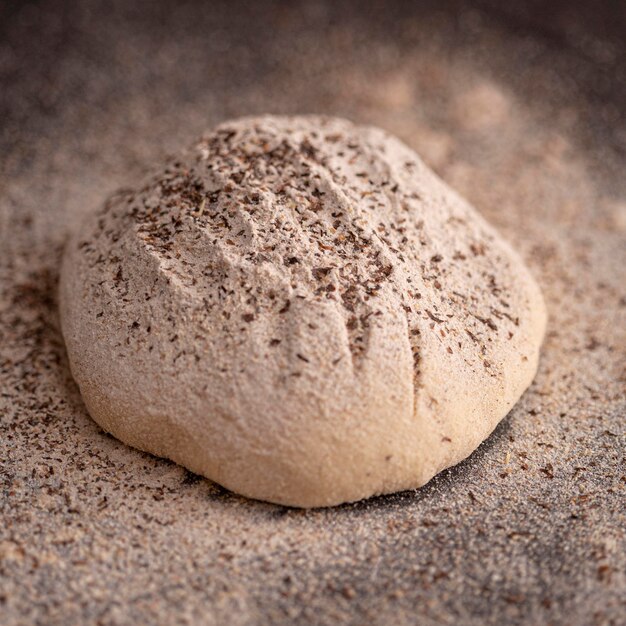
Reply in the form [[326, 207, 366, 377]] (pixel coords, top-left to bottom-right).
[[60, 115, 546, 507]]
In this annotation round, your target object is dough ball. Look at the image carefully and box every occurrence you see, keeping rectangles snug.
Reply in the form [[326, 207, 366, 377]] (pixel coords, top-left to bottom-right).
[[60, 116, 546, 507]]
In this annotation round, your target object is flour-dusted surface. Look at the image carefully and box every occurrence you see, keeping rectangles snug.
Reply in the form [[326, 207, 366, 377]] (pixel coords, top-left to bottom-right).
[[60, 115, 545, 507], [1, 0, 624, 624]]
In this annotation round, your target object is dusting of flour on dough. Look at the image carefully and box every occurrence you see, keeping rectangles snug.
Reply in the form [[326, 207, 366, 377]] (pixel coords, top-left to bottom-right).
[[60, 116, 546, 507]]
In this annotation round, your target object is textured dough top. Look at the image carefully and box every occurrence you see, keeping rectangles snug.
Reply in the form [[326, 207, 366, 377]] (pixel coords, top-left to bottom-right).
[[60, 116, 546, 506]]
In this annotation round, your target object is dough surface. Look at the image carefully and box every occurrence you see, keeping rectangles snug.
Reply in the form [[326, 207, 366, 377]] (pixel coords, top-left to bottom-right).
[[60, 115, 546, 507]]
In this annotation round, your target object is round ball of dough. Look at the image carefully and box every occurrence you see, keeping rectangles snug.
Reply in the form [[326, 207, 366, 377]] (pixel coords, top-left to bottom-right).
[[60, 116, 546, 507]]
